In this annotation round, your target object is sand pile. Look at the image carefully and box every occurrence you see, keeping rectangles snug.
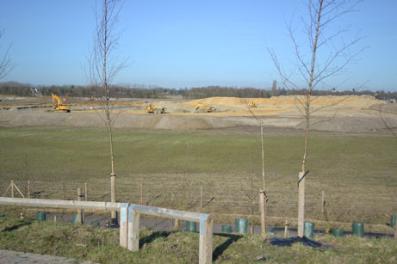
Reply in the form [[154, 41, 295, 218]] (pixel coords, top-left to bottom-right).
[[186, 95, 380, 108]]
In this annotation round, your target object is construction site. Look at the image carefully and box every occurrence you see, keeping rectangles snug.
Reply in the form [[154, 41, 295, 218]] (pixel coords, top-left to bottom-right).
[[1, 94, 396, 133]]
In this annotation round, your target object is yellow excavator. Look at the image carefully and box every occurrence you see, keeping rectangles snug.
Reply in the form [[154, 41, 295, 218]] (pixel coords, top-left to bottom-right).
[[51, 94, 71, 112], [248, 101, 257, 108], [195, 103, 216, 113], [145, 103, 166, 114]]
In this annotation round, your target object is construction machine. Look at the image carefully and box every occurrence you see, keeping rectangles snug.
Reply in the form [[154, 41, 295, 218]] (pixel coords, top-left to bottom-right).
[[51, 94, 71, 112], [195, 103, 216, 113], [248, 101, 257, 108], [145, 103, 166, 114]]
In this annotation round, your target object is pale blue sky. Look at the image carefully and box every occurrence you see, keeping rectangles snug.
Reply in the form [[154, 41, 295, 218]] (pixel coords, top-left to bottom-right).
[[0, 0, 396, 90]]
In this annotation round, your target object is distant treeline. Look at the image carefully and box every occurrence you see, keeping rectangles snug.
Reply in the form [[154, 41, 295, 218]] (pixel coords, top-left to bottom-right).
[[0, 82, 396, 100]]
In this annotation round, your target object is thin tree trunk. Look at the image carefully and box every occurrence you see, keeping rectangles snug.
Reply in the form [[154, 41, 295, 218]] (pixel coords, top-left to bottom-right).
[[297, 0, 324, 238]]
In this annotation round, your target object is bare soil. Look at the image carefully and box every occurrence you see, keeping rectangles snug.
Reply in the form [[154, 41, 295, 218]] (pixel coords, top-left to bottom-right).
[[1, 95, 396, 134]]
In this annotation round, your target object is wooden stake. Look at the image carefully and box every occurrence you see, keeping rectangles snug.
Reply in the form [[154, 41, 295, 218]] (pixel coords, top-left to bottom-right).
[[200, 185, 203, 211], [297, 171, 305, 238], [249, 224, 254, 234], [174, 219, 180, 230], [76, 187, 83, 224], [110, 174, 116, 220], [140, 182, 143, 205], [11, 180, 14, 198], [84, 183, 88, 201], [27, 180, 31, 198], [259, 189, 267, 239], [284, 219, 289, 238], [13, 183, 25, 198], [321, 190, 325, 215]]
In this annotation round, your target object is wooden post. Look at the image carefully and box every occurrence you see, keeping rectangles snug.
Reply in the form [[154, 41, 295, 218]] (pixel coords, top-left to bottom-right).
[[140, 182, 143, 205], [11, 180, 14, 198], [199, 215, 213, 264], [84, 183, 88, 201], [284, 219, 289, 238], [174, 219, 180, 230], [13, 182, 25, 198], [76, 187, 83, 224], [297, 171, 305, 238], [119, 204, 128, 248], [259, 190, 267, 239], [27, 181, 31, 198], [321, 190, 325, 215], [62, 182, 65, 200], [110, 173, 117, 221], [200, 185, 203, 211], [127, 206, 140, 251]]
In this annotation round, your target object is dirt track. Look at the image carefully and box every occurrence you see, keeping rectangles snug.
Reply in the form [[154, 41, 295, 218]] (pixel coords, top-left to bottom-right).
[[1, 95, 396, 134], [0, 250, 96, 264]]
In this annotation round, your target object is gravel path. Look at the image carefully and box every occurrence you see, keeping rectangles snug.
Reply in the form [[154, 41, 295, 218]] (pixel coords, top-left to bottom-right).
[[0, 250, 96, 264]]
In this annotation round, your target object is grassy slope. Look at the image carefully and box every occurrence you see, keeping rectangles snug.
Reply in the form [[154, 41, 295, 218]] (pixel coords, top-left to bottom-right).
[[1, 215, 397, 264], [1, 127, 396, 179], [0, 127, 396, 222]]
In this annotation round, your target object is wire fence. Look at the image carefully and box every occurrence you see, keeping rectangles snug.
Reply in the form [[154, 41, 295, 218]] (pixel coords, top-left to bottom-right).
[[2, 173, 396, 226]]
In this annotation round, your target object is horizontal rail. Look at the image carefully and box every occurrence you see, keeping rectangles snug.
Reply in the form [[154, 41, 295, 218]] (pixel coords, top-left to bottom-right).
[[0, 197, 122, 211], [129, 204, 206, 222]]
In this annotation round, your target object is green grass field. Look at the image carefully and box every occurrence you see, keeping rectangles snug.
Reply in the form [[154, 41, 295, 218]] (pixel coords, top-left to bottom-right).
[[1, 127, 396, 223]]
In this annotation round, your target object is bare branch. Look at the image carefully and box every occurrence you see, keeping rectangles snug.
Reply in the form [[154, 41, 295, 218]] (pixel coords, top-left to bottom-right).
[[0, 30, 12, 80], [268, 48, 301, 90]]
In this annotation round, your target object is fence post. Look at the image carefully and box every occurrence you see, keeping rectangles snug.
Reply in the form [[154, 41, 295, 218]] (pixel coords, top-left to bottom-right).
[[321, 190, 325, 215], [199, 215, 213, 264], [259, 189, 267, 239], [200, 185, 203, 211], [140, 182, 143, 205], [297, 171, 305, 238], [174, 219, 180, 230], [284, 219, 289, 238], [119, 203, 128, 248], [84, 183, 88, 201], [27, 181, 31, 198], [76, 188, 83, 224], [127, 205, 140, 251], [11, 180, 14, 198]]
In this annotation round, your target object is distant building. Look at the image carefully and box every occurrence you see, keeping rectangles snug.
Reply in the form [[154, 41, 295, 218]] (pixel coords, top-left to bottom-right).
[[272, 80, 278, 96]]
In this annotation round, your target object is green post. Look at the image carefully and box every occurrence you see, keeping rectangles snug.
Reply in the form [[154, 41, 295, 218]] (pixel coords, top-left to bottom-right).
[[184, 221, 197, 232], [221, 224, 233, 234], [352, 222, 364, 237], [235, 218, 248, 234], [331, 228, 344, 237], [36, 211, 47, 221], [304, 221, 315, 239]]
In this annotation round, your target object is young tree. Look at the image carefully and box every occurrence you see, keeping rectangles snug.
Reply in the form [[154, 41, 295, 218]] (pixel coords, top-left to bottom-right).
[[269, 0, 362, 237], [0, 30, 11, 80], [90, 0, 125, 223]]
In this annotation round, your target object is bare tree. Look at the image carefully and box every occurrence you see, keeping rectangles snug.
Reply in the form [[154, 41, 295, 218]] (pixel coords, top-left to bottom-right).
[[0, 30, 11, 80], [269, 0, 362, 237], [90, 0, 125, 223]]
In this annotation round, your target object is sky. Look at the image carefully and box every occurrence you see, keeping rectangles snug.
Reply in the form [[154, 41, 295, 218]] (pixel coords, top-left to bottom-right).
[[0, 0, 396, 91]]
